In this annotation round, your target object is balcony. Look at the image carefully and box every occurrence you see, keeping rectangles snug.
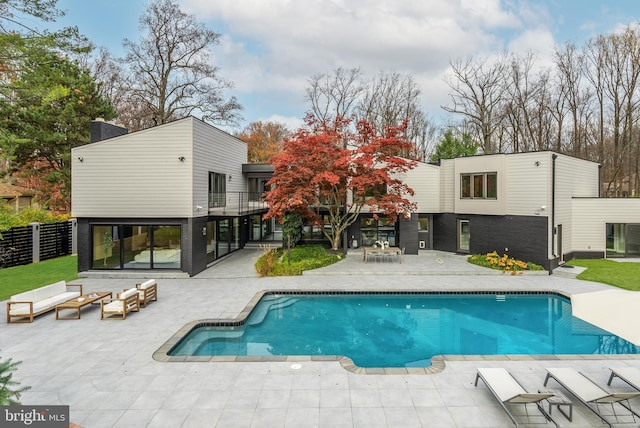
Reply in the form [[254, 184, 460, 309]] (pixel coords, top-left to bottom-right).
[[208, 192, 269, 215]]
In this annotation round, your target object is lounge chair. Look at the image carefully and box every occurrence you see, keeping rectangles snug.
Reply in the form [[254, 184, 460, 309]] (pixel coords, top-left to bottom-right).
[[544, 367, 640, 427], [475, 368, 558, 427], [608, 367, 640, 391]]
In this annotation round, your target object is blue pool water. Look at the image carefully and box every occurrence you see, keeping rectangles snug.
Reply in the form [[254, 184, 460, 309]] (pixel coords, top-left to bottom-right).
[[169, 292, 640, 367]]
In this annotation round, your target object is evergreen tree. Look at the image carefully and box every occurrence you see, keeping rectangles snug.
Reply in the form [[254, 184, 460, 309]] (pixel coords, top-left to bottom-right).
[[429, 129, 480, 163], [0, 39, 115, 210], [0, 353, 30, 405]]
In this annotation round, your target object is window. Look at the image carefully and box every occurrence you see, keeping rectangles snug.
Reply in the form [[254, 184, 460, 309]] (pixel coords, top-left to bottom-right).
[[360, 217, 396, 247], [461, 173, 497, 199], [458, 219, 470, 252], [91, 224, 181, 269], [92, 225, 120, 269], [248, 178, 269, 202], [418, 217, 429, 231], [486, 173, 497, 198], [209, 172, 226, 207], [356, 183, 387, 202]]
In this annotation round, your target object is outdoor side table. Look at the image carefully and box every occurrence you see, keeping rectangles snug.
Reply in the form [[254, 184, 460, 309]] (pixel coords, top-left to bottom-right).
[[539, 388, 573, 421]]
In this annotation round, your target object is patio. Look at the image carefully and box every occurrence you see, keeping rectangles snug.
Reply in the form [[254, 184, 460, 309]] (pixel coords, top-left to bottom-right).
[[2, 249, 640, 427]]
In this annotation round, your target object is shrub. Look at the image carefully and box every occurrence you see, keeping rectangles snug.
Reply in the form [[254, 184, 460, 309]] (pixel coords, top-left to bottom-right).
[[255, 244, 343, 276], [468, 251, 544, 274], [255, 244, 278, 277], [282, 213, 303, 248], [0, 202, 69, 233]]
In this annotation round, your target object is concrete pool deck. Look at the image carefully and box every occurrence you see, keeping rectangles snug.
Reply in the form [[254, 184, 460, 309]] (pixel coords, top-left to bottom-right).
[[2, 249, 639, 427]]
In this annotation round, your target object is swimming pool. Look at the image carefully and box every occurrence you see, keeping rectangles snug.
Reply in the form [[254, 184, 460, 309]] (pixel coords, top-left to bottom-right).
[[166, 292, 640, 368]]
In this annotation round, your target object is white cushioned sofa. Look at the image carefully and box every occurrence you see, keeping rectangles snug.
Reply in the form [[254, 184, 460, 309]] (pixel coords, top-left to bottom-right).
[[7, 281, 83, 323]]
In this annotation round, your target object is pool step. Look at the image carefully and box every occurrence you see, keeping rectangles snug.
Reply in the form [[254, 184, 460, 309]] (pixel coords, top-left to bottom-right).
[[247, 296, 300, 326]]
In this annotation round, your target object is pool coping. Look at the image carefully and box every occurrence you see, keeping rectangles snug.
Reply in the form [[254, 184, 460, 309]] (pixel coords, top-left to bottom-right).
[[152, 289, 640, 374]]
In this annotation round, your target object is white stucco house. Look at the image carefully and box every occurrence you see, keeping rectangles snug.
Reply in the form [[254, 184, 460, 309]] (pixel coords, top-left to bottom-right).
[[71, 117, 640, 276]]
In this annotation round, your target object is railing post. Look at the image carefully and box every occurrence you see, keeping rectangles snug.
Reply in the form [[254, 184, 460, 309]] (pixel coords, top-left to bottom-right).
[[69, 218, 78, 255], [30, 222, 40, 263]]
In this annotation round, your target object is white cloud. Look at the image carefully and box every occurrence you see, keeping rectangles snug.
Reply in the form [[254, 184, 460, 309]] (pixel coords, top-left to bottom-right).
[[184, 0, 521, 98], [507, 28, 556, 68], [176, 0, 636, 127], [258, 114, 305, 132]]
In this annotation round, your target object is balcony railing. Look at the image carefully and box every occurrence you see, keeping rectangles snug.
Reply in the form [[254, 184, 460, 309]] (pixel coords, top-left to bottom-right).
[[208, 192, 269, 215]]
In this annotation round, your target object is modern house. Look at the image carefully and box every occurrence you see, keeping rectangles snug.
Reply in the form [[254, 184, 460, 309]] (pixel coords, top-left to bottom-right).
[[72, 117, 274, 277], [72, 117, 640, 276]]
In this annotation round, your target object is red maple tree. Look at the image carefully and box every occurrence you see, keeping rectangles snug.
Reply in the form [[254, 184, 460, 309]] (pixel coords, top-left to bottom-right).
[[263, 115, 417, 251]]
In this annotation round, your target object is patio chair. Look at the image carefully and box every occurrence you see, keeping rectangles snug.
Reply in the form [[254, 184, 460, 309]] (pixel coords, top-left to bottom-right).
[[100, 287, 140, 320], [475, 368, 558, 427], [608, 367, 640, 391], [136, 279, 157, 308], [544, 367, 640, 427]]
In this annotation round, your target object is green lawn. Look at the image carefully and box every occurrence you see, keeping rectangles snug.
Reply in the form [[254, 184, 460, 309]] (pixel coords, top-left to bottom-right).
[[566, 258, 640, 291], [0, 255, 79, 301]]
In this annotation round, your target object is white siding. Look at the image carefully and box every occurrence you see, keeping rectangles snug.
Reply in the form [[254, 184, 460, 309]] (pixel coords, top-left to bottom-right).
[[192, 119, 248, 217], [554, 154, 599, 256], [571, 198, 640, 253], [439, 160, 455, 213], [505, 152, 551, 216], [72, 118, 194, 218], [399, 162, 440, 212], [454, 154, 507, 215]]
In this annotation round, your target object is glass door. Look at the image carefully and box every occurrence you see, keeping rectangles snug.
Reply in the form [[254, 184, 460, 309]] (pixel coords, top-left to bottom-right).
[[457, 219, 470, 253]]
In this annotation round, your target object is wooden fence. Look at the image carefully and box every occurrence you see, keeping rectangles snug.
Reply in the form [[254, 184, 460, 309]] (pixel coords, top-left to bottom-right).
[[0, 220, 76, 268]]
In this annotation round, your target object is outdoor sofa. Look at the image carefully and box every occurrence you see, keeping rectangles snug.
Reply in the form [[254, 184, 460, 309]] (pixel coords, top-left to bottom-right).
[[7, 281, 83, 323]]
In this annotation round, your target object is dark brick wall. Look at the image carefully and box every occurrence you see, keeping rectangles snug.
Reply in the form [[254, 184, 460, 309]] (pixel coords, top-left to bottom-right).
[[77, 218, 90, 272], [433, 214, 458, 253], [187, 217, 209, 276], [433, 214, 550, 269], [347, 221, 361, 248], [399, 214, 419, 254]]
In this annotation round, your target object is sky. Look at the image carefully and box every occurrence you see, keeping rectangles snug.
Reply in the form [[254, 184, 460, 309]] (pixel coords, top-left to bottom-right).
[[51, 0, 640, 133]]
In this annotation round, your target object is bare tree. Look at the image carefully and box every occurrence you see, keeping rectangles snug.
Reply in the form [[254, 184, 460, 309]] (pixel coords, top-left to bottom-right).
[[554, 42, 592, 157], [442, 54, 509, 153], [305, 67, 366, 122], [586, 27, 640, 196], [121, 0, 242, 128], [356, 71, 436, 159], [584, 36, 607, 165], [305, 68, 436, 160]]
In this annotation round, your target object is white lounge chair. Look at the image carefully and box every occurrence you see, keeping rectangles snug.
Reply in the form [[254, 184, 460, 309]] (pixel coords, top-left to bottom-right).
[[544, 367, 640, 427], [608, 367, 640, 391], [475, 368, 558, 427]]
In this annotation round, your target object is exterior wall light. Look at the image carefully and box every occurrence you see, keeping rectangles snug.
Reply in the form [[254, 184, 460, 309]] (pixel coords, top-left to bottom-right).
[[178, 156, 185, 162], [77, 156, 84, 162]]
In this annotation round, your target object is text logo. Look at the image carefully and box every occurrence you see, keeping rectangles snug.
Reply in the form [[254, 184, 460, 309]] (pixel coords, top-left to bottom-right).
[[1, 406, 69, 427]]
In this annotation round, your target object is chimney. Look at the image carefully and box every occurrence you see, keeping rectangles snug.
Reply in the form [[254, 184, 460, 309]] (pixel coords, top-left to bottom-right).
[[90, 118, 128, 143]]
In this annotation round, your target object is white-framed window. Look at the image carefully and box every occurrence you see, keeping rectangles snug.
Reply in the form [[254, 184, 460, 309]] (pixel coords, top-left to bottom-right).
[[209, 172, 226, 207], [461, 172, 497, 199]]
